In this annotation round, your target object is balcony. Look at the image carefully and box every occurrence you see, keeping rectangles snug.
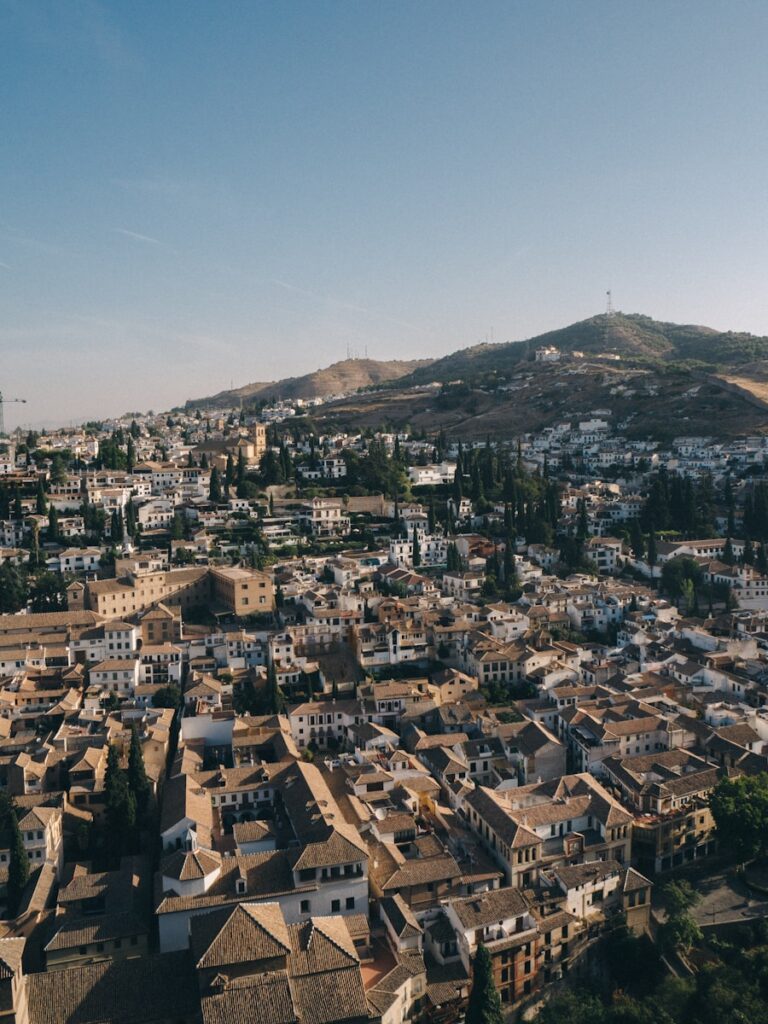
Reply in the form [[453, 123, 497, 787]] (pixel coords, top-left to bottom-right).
[[479, 921, 537, 950]]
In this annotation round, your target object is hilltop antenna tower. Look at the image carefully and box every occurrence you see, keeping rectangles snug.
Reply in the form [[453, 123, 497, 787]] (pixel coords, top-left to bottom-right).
[[606, 290, 615, 317]]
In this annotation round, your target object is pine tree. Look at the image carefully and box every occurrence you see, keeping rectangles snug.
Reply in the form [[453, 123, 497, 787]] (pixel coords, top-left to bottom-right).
[[0, 563, 27, 614], [466, 944, 504, 1024], [127, 725, 151, 816]]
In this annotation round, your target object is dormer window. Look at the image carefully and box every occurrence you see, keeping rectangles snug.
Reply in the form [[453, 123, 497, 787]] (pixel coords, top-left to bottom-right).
[[235, 877, 247, 895]]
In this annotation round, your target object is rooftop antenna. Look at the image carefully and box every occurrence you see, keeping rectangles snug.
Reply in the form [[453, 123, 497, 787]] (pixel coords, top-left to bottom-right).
[[606, 290, 615, 317]]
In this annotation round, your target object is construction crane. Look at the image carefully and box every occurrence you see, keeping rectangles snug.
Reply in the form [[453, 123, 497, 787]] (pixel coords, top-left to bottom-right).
[[0, 392, 27, 437]]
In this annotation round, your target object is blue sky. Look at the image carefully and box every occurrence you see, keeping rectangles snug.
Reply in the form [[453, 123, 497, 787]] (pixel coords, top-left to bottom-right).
[[2, 1, 767, 428]]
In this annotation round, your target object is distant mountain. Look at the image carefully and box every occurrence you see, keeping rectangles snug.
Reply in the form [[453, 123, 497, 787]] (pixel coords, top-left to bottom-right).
[[400, 312, 768, 386], [185, 358, 433, 409]]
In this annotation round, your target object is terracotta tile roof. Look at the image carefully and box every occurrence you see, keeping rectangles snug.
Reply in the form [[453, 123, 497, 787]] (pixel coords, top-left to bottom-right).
[[286, 916, 359, 975], [449, 887, 530, 929], [160, 847, 221, 882], [381, 893, 422, 939], [44, 911, 147, 952], [291, 827, 368, 871], [201, 971, 296, 1024], [26, 951, 199, 1024], [0, 937, 24, 978], [191, 902, 291, 969]]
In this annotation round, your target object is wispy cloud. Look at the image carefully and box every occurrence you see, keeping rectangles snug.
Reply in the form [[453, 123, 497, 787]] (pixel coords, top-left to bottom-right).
[[114, 228, 163, 246], [0, 261, 11, 271], [270, 278, 422, 332]]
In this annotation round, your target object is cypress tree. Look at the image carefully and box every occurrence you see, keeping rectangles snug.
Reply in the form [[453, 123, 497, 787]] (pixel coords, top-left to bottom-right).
[[171, 513, 184, 541], [6, 801, 29, 917], [630, 519, 645, 560], [209, 466, 222, 503], [412, 530, 421, 568], [47, 504, 59, 542], [35, 479, 47, 515], [744, 537, 755, 566], [28, 523, 40, 570], [647, 529, 658, 569], [264, 662, 284, 715], [723, 537, 735, 565], [128, 725, 151, 816], [236, 449, 247, 498], [110, 508, 124, 541], [104, 744, 136, 864], [466, 944, 504, 1024]]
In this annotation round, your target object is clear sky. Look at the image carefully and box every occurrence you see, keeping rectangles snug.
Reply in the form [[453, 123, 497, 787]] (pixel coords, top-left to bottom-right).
[[2, 0, 768, 430]]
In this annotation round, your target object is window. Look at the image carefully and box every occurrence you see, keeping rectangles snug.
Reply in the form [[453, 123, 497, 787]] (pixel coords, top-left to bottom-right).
[[300, 900, 311, 913], [331, 899, 340, 912], [346, 897, 355, 910]]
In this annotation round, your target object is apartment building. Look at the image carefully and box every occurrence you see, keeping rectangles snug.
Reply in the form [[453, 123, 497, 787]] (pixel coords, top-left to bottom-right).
[[464, 773, 633, 888]]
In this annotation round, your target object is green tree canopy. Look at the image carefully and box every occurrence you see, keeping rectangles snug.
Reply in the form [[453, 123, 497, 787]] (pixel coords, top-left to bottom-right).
[[710, 772, 768, 865]]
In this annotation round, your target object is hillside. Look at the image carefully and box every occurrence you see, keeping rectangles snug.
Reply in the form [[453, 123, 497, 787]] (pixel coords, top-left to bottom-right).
[[308, 357, 768, 443], [186, 358, 432, 409], [184, 313, 768, 441], [401, 312, 768, 386]]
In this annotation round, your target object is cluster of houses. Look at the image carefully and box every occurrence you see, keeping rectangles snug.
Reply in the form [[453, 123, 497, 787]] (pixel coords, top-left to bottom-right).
[[2, 409, 768, 1023]]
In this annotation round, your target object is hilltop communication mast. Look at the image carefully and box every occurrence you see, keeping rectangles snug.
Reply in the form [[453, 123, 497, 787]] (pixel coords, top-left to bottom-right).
[[606, 290, 615, 317], [0, 392, 27, 437]]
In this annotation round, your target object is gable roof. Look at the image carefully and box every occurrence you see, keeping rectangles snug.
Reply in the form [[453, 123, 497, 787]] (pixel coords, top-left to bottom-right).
[[191, 902, 291, 969]]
